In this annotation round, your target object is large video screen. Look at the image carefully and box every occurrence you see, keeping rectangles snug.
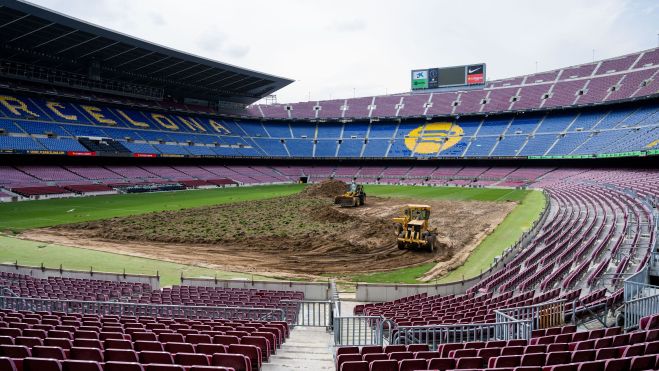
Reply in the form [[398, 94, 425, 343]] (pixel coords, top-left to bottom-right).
[[412, 63, 485, 90]]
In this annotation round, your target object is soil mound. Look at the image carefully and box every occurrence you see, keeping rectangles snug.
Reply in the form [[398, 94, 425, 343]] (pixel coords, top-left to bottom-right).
[[302, 179, 348, 198]]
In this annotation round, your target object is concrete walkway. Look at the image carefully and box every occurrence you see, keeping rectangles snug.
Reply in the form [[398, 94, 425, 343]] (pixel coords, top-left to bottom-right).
[[262, 326, 335, 370]]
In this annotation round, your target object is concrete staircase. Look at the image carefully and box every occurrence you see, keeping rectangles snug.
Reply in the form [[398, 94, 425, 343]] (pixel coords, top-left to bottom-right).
[[262, 327, 334, 370]]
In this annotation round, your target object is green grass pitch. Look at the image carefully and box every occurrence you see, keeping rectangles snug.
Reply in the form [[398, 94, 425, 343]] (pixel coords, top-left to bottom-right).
[[0, 184, 545, 284]]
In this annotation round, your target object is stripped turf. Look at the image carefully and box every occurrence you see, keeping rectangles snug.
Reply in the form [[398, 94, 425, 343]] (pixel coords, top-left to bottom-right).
[[0, 184, 545, 284]]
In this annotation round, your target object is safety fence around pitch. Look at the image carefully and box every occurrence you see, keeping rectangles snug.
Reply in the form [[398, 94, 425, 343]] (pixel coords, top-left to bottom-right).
[[0, 296, 285, 322]]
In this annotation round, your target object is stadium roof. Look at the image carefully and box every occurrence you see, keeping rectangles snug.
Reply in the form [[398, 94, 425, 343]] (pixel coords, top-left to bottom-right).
[[0, 0, 293, 104]]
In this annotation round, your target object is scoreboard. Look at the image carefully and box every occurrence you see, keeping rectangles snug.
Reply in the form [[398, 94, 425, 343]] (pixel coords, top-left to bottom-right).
[[411, 64, 485, 90]]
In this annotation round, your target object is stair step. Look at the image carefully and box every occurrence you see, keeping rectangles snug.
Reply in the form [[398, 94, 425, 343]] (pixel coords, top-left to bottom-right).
[[261, 326, 334, 371]]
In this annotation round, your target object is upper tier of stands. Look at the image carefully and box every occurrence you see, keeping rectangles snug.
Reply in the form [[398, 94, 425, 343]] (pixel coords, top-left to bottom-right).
[[250, 47, 659, 120], [0, 92, 657, 159]]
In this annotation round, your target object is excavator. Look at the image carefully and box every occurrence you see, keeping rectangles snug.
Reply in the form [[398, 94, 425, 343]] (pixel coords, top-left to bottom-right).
[[393, 204, 436, 252], [334, 182, 366, 207]]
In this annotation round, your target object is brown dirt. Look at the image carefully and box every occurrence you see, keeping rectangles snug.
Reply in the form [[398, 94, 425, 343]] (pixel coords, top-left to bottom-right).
[[20, 186, 516, 281], [301, 179, 348, 198]]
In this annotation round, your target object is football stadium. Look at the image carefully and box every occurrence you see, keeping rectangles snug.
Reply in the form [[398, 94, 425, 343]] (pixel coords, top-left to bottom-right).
[[0, 0, 657, 370]]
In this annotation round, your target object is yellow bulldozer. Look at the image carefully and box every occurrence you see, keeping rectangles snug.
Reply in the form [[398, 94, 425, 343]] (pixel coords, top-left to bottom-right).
[[392, 204, 436, 252], [334, 183, 366, 207]]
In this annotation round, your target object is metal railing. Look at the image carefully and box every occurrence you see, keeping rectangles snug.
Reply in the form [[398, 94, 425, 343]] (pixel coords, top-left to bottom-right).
[[334, 316, 393, 346], [625, 293, 659, 331], [623, 268, 659, 330], [0, 296, 285, 322], [282, 300, 333, 327], [622, 208, 659, 330], [624, 268, 649, 302], [496, 299, 566, 331], [330, 280, 341, 329], [393, 319, 532, 349], [0, 286, 17, 297]]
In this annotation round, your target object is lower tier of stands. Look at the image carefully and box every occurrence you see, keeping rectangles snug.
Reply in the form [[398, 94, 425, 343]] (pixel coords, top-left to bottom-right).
[[335, 319, 659, 371], [2, 165, 658, 202], [0, 308, 290, 370]]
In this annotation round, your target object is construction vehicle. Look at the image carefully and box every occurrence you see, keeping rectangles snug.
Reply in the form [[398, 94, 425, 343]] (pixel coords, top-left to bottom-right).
[[334, 182, 366, 207], [393, 204, 436, 252]]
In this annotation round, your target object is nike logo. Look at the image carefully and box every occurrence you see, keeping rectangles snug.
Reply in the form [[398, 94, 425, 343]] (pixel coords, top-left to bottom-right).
[[468, 67, 482, 74]]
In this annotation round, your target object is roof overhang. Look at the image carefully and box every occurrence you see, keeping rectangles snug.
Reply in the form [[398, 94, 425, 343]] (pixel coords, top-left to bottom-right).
[[0, 0, 294, 104]]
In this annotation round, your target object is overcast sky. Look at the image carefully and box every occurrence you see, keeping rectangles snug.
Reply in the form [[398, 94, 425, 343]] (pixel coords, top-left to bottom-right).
[[30, 0, 659, 104]]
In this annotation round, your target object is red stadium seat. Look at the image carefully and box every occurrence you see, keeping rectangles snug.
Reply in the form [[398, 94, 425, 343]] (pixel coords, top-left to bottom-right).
[[213, 335, 240, 346], [61, 360, 103, 371], [241, 336, 270, 361], [105, 362, 145, 371], [228, 344, 262, 370], [0, 357, 17, 371], [32, 345, 66, 360], [362, 353, 388, 363], [211, 353, 252, 371], [339, 361, 369, 371], [139, 350, 174, 365], [337, 346, 360, 356], [427, 357, 455, 370], [195, 343, 227, 356], [175, 352, 210, 366], [70, 347, 104, 362], [144, 365, 185, 371], [398, 358, 427, 371], [0, 344, 31, 358], [105, 339, 133, 350], [105, 349, 139, 363], [23, 357, 62, 371], [164, 342, 195, 354], [368, 359, 398, 371]]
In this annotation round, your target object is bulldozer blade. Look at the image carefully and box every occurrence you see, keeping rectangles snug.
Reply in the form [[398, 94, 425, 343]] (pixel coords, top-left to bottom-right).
[[337, 197, 357, 207]]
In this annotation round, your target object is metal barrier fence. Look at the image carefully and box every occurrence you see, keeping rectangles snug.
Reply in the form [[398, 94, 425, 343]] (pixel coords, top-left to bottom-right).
[[0, 296, 285, 322], [0, 286, 16, 297], [624, 268, 649, 302], [393, 319, 532, 349], [494, 310, 533, 340], [623, 268, 659, 330], [622, 208, 659, 330], [282, 300, 334, 327], [496, 300, 566, 331], [625, 293, 659, 331], [334, 316, 393, 346]]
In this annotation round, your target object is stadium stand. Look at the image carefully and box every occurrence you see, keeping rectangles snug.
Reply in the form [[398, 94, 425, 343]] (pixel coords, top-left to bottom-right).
[[0, 164, 655, 199], [0, 307, 293, 371], [334, 318, 659, 371], [0, 2, 657, 370], [253, 47, 659, 120], [0, 66, 657, 159]]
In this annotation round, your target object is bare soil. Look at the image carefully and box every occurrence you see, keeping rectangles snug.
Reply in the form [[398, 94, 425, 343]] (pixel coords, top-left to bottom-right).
[[20, 181, 516, 281]]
